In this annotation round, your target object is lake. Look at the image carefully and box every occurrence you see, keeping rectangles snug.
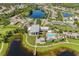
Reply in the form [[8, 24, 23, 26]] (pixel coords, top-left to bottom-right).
[[6, 39, 76, 56], [30, 10, 45, 18], [57, 50, 75, 56], [7, 39, 33, 56], [62, 12, 73, 17]]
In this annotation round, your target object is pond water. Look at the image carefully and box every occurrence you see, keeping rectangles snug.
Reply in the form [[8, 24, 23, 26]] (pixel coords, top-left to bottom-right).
[[7, 39, 76, 56], [7, 39, 33, 56], [62, 12, 73, 17], [57, 50, 75, 56], [30, 10, 45, 18]]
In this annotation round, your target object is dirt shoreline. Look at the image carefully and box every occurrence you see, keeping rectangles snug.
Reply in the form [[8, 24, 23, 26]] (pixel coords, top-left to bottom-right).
[[36, 47, 79, 56]]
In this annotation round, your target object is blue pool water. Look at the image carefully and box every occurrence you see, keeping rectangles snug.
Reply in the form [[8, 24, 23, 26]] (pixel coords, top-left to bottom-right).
[[47, 33, 56, 37], [62, 12, 73, 17], [30, 10, 45, 18]]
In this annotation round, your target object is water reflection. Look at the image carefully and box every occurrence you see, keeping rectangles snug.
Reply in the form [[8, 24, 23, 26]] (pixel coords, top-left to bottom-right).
[[57, 50, 75, 56], [7, 39, 33, 56]]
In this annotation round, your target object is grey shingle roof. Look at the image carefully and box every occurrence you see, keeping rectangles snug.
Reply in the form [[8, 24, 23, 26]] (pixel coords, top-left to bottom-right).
[[30, 25, 40, 33]]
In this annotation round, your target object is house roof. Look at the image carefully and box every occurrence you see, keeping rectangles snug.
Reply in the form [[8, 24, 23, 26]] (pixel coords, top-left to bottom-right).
[[30, 25, 40, 33]]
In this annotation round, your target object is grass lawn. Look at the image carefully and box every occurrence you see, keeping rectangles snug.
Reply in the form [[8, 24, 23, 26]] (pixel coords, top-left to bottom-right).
[[47, 24, 79, 32], [67, 38, 79, 44], [37, 38, 66, 46], [27, 34, 36, 45], [36, 43, 79, 52], [0, 25, 19, 40], [60, 3, 79, 8], [22, 34, 35, 51], [37, 42, 53, 46], [0, 25, 19, 32], [0, 33, 23, 56], [0, 43, 3, 52], [36, 38, 79, 52], [20, 33, 79, 54], [0, 43, 8, 56], [1, 34, 79, 55], [0, 25, 21, 56]]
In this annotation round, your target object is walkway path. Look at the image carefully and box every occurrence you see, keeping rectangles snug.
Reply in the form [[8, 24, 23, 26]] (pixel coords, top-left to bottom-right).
[[0, 42, 4, 53], [25, 33, 79, 49], [33, 37, 37, 56], [65, 38, 69, 43], [68, 42, 79, 46], [0, 33, 78, 55]]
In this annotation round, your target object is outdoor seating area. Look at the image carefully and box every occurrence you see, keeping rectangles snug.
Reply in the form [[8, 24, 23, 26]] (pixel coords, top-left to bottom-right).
[[35, 29, 65, 44]]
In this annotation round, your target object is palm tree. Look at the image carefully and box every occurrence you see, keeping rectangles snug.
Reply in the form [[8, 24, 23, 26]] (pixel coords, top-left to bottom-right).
[[8, 31, 13, 36], [75, 30, 78, 33], [69, 30, 72, 33], [3, 36, 8, 43]]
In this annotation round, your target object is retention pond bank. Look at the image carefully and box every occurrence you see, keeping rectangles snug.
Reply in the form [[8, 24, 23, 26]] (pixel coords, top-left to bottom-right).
[[7, 39, 33, 56], [37, 47, 78, 56]]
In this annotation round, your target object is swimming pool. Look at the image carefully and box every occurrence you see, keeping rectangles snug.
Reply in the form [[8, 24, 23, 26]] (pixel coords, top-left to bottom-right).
[[47, 33, 56, 37], [30, 10, 45, 18]]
